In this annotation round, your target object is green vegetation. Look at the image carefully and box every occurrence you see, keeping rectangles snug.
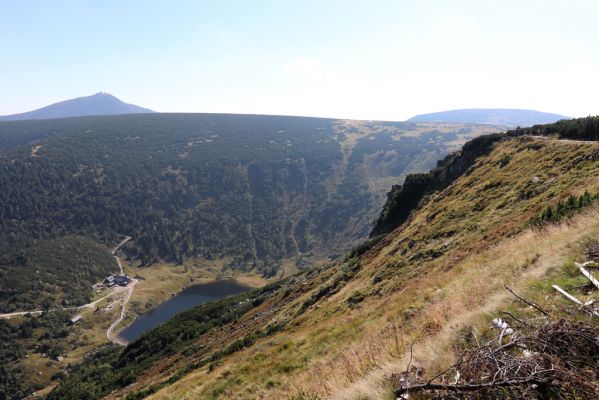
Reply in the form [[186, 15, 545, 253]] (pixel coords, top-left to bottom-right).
[[531, 191, 599, 226], [0, 319, 31, 400], [371, 133, 506, 236], [0, 236, 117, 312], [0, 114, 493, 274], [124, 323, 286, 400], [47, 129, 599, 399], [0, 311, 72, 400], [508, 115, 599, 141], [0, 234, 122, 399], [0, 113, 500, 397], [375, 116, 599, 237], [299, 258, 361, 313], [46, 280, 287, 400], [22, 116, 599, 399]]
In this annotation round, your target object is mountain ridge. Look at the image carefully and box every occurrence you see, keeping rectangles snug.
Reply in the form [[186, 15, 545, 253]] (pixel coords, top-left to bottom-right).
[[408, 108, 570, 127], [0, 93, 154, 121]]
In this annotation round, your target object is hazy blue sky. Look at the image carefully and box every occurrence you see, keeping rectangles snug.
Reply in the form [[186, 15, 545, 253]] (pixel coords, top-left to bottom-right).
[[1, 0, 598, 120]]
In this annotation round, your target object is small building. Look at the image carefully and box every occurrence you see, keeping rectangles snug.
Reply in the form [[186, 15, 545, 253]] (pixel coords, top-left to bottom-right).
[[69, 315, 82, 325], [113, 275, 131, 286], [103, 274, 131, 287]]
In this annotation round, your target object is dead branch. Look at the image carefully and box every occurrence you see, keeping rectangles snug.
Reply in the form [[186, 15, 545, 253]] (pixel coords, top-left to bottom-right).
[[552, 284, 583, 305], [499, 310, 532, 327], [405, 339, 416, 373], [395, 376, 551, 395], [578, 263, 599, 290], [391, 318, 599, 399], [504, 285, 549, 316], [553, 284, 599, 317]]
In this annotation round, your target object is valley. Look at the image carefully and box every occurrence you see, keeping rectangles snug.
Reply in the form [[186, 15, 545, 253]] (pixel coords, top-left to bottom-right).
[[0, 112, 506, 398], [3, 3, 597, 399], [2, 254, 267, 399], [43, 118, 599, 399], [0, 114, 502, 275], [1, 114, 598, 399]]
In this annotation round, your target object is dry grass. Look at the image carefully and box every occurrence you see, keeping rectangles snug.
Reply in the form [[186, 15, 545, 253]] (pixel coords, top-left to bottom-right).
[[323, 210, 599, 400], [123, 138, 599, 400]]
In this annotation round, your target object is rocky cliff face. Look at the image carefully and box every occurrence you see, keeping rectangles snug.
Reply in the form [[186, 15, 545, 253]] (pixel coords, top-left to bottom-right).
[[371, 132, 505, 236]]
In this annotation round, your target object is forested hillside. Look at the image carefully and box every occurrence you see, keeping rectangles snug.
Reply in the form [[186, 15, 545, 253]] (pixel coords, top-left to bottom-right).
[[0, 114, 500, 275], [48, 119, 599, 400], [0, 236, 117, 313], [507, 115, 599, 141]]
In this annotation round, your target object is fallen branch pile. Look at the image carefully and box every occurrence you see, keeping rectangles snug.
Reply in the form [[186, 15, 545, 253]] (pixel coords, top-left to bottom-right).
[[392, 319, 598, 399], [392, 261, 599, 399]]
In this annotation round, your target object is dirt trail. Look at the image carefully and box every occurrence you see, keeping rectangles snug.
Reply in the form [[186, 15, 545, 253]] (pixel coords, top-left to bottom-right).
[[528, 135, 598, 145], [0, 310, 45, 318], [106, 279, 138, 346], [112, 236, 131, 275], [0, 236, 134, 319], [106, 235, 135, 345], [0, 285, 129, 319]]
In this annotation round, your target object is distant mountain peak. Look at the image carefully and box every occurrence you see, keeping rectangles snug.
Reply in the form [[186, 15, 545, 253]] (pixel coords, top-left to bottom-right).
[[93, 91, 118, 97], [408, 108, 570, 127], [0, 93, 154, 121]]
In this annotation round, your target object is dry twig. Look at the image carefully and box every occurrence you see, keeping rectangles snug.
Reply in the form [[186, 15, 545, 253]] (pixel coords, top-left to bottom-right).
[[504, 285, 548, 316]]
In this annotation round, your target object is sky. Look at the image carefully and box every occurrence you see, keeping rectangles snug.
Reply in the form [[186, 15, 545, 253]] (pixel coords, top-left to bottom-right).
[[1, 0, 599, 120]]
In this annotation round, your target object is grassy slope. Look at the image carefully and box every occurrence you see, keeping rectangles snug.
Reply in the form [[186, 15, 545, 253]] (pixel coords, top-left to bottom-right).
[[59, 136, 596, 399]]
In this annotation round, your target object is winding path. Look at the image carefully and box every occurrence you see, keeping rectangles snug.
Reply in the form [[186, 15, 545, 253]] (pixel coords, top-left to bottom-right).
[[0, 236, 134, 320], [0, 283, 130, 319], [106, 279, 137, 345], [112, 236, 131, 275], [1, 235, 137, 347], [106, 235, 135, 345]]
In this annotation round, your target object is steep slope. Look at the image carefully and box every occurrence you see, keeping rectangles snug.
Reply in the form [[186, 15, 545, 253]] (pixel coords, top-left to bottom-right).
[[409, 108, 569, 127], [0, 93, 153, 121], [0, 114, 501, 275], [49, 123, 599, 399], [372, 115, 599, 238], [371, 132, 505, 236]]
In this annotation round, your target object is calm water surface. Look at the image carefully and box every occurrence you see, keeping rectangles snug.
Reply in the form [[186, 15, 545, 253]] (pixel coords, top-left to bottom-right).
[[119, 279, 249, 342]]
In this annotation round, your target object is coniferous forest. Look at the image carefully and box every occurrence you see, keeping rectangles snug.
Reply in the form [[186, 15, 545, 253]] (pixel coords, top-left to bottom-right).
[[0, 114, 494, 275]]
